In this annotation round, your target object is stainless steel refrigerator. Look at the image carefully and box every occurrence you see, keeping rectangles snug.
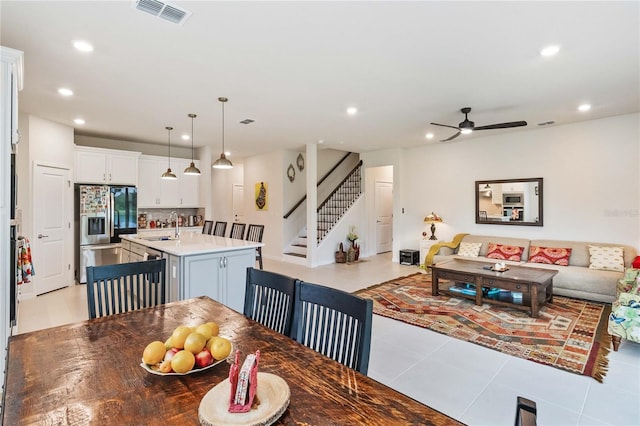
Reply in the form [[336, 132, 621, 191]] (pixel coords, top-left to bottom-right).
[[75, 184, 137, 283]]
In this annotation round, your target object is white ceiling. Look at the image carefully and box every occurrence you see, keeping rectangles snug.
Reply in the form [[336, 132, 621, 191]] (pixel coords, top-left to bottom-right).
[[1, 1, 638, 159]]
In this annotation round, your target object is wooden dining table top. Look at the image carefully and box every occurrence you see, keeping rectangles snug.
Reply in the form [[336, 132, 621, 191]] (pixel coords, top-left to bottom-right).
[[3, 296, 462, 425]]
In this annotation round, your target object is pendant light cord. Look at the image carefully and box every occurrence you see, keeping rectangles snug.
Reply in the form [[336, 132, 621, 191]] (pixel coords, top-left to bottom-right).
[[221, 100, 225, 154], [190, 115, 195, 162], [166, 126, 172, 168]]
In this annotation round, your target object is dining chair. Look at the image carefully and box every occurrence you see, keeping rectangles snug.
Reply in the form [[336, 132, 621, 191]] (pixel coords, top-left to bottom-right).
[[514, 396, 537, 426], [202, 220, 213, 235], [290, 281, 373, 374], [229, 222, 247, 240], [244, 267, 297, 336], [213, 221, 227, 237], [85, 259, 166, 319], [245, 224, 265, 269]]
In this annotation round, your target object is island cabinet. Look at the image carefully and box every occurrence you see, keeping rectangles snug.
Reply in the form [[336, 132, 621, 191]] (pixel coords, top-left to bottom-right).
[[178, 249, 254, 312], [120, 233, 260, 313]]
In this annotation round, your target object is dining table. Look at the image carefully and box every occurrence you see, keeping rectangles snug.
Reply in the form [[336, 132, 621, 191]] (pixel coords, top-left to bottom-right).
[[3, 296, 462, 425]]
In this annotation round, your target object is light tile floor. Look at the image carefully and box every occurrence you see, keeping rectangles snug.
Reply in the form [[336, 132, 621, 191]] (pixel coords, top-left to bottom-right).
[[16, 253, 640, 425]]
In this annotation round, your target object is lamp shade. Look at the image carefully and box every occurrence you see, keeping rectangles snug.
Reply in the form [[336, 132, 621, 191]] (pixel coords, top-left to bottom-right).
[[424, 212, 443, 223]]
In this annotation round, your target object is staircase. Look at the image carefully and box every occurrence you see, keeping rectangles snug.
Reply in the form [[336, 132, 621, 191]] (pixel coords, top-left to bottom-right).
[[284, 161, 363, 261]]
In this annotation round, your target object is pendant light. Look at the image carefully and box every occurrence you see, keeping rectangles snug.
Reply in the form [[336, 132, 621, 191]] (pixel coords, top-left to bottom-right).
[[183, 113, 201, 175], [161, 126, 177, 180], [212, 96, 233, 169]]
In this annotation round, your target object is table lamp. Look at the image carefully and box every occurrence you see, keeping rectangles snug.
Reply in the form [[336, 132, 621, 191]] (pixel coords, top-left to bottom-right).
[[424, 212, 443, 240]]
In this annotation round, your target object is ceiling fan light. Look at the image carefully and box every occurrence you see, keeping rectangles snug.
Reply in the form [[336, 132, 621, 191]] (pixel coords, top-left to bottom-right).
[[460, 128, 473, 135], [212, 153, 233, 169]]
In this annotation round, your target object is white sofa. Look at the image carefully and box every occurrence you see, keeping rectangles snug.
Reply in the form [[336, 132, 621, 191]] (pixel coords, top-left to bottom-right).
[[426, 234, 637, 303]]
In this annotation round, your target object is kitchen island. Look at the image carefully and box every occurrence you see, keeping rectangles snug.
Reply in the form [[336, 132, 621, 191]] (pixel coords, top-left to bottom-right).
[[120, 232, 262, 312]]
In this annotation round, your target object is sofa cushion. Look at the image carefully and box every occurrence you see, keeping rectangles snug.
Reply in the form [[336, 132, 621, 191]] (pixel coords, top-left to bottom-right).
[[531, 240, 637, 268], [458, 242, 482, 257], [528, 246, 572, 266], [487, 243, 525, 262], [589, 245, 625, 272], [461, 235, 531, 260]]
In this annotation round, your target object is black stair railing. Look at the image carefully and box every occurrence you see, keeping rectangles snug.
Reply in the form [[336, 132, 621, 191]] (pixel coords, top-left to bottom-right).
[[316, 160, 363, 243], [283, 152, 353, 219]]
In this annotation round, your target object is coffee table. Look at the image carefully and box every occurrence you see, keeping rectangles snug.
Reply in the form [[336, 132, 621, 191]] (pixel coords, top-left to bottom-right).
[[431, 259, 559, 318]]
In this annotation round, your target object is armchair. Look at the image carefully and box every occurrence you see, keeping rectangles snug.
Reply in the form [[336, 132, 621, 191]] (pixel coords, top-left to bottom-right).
[[608, 268, 640, 351]]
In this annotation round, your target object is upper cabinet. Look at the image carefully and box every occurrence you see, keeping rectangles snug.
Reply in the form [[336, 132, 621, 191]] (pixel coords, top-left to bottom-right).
[[75, 147, 140, 185], [137, 155, 201, 208]]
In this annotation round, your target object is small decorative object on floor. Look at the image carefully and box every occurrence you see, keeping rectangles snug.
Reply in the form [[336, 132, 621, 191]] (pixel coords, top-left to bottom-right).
[[347, 245, 356, 263], [335, 243, 346, 263], [228, 350, 260, 413], [353, 241, 360, 261]]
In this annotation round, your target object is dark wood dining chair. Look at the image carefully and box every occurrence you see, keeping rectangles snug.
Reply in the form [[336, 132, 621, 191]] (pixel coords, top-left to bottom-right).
[[213, 221, 227, 237], [515, 396, 537, 426], [229, 222, 246, 240], [245, 224, 265, 269], [244, 267, 297, 336], [202, 220, 213, 234], [290, 281, 373, 374], [85, 259, 166, 319]]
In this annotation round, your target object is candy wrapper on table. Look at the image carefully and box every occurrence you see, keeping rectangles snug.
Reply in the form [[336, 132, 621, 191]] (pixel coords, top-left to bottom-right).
[[228, 350, 260, 413]]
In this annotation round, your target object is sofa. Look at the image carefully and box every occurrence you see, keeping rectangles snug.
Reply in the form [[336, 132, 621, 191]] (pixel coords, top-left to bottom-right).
[[425, 234, 637, 303], [608, 268, 640, 351]]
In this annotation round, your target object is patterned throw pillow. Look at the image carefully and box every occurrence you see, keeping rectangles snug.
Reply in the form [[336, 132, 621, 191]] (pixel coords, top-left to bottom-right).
[[486, 243, 524, 262], [588, 245, 624, 272], [458, 242, 482, 257], [528, 246, 572, 266]]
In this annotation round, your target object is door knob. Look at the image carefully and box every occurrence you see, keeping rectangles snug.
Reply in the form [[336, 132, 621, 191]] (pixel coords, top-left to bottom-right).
[[38, 234, 49, 239]]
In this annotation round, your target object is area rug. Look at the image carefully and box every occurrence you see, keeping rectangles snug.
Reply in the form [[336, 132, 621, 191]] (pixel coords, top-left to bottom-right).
[[355, 273, 611, 382]]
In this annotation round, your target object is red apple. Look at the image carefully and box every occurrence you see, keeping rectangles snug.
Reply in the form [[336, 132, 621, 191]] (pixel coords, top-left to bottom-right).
[[195, 348, 214, 368], [164, 347, 179, 362]]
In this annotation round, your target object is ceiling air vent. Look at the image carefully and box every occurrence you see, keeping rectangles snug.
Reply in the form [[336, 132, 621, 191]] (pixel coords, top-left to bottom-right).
[[240, 119, 255, 125], [134, 0, 192, 25], [537, 120, 555, 126]]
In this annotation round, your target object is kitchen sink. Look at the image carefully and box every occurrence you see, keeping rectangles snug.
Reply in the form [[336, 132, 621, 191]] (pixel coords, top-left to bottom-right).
[[139, 236, 177, 241]]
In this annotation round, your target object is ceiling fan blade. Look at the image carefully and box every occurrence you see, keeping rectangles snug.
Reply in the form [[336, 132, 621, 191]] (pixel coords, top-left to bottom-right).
[[474, 121, 528, 130], [431, 122, 460, 131], [440, 131, 461, 142]]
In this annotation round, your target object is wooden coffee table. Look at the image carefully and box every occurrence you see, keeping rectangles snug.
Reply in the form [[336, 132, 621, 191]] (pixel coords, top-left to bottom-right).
[[431, 259, 559, 318]]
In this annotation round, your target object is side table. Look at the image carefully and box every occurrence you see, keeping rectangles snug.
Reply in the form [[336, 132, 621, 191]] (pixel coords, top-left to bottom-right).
[[420, 239, 437, 268]]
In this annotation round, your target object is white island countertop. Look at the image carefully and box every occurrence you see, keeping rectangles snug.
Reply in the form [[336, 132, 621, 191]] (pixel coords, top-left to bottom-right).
[[121, 232, 263, 257]]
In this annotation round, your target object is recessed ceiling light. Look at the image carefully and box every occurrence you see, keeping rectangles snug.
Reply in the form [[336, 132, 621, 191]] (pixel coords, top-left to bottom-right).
[[425, 133, 434, 140], [224, 151, 231, 156], [58, 88, 74, 96], [460, 129, 473, 135], [181, 134, 190, 140], [540, 45, 560, 57], [578, 103, 591, 112], [72, 40, 94, 52], [73, 118, 85, 125], [346, 107, 358, 115], [318, 140, 324, 144]]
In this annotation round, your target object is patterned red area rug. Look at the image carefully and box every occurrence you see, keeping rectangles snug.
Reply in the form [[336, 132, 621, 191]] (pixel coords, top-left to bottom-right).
[[355, 273, 611, 382]]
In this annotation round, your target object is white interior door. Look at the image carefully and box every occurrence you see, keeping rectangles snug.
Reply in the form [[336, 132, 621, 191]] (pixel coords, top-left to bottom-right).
[[232, 184, 245, 223], [375, 180, 393, 253], [34, 164, 72, 295]]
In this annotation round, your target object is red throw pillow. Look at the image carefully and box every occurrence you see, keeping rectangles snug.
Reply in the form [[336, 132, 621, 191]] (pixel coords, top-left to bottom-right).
[[486, 243, 524, 262], [528, 246, 572, 266]]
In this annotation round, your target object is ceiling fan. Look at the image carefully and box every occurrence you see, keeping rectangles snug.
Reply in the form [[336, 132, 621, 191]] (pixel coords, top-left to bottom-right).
[[431, 107, 527, 142]]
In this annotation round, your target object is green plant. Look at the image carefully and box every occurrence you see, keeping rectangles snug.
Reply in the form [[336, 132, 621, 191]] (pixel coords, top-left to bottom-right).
[[347, 226, 358, 242]]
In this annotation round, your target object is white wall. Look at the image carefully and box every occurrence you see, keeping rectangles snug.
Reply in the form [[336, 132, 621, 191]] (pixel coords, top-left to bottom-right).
[[397, 113, 640, 251]]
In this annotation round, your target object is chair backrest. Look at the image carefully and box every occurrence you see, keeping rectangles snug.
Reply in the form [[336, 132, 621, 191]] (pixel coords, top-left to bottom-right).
[[230, 223, 247, 240], [515, 396, 537, 426], [86, 259, 166, 319], [245, 224, 264, 243], [244, 267, 297, 336], [213, 221, 227, 237], [291, 281, 373, 374], [202, 220, 213, 234]]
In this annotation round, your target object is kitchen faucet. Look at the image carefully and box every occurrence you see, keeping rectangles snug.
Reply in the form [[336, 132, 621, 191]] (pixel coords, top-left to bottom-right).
[[170, 211, 179, 239]]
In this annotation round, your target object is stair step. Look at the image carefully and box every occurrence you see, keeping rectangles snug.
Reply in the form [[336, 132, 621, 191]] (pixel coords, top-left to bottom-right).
[[292, 243, 306, 248], [284, 252, 307, 258]]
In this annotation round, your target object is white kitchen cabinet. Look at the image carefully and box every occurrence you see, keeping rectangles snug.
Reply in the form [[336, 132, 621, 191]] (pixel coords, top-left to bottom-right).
[[75, 147, 139, 185], [182, 249, 254, 313], [491, 184, 503, 205], [137, 155, 200, 208]]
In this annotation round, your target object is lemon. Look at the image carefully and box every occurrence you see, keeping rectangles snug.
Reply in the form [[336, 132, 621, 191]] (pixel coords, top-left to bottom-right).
[[171, 350, 196, 373], [207, 336, 232, 360], [195, 324, 213, 341], [171, 325, 192, 349], [184, 332, 206, 354], [205, 321, 219, 337], [143, 341, 166, 365], [164, 337, 173, 350]]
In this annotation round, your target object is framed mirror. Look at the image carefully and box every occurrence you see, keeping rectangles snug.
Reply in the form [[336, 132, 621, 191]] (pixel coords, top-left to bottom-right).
[[475, 178, 543, 226]]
